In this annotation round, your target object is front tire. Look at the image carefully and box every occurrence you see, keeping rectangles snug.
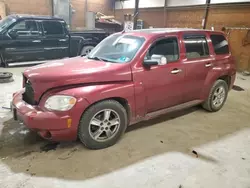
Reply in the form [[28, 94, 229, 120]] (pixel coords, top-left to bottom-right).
[[78, 100, 127, 149], [202, 79, 228, 112]]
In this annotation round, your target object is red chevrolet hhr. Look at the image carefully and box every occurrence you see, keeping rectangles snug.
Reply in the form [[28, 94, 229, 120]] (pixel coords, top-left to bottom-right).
[[12, 28, 236, 149]]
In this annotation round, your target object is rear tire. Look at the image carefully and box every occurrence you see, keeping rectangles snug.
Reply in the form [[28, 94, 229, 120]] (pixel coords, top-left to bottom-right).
[[78, 100, 127, 149], [81, 45, 94, 56], [202, 79, 228, 112]]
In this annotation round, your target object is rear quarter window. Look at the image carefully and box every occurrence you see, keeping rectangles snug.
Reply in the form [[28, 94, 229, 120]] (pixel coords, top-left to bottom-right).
[[210, 34, 229, 55]]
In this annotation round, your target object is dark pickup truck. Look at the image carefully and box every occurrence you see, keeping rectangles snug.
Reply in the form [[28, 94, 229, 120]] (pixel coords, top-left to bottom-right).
[[0, 14, 109, 67]]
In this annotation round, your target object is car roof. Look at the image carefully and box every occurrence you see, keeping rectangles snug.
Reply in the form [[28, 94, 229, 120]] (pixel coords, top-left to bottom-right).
[[124, 28, 224, 38], [9, 14, 65, 21]]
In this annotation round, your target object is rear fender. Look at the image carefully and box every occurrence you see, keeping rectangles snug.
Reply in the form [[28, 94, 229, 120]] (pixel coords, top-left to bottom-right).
[[200, 65, 234, 100], [69, 36, 84, 57]]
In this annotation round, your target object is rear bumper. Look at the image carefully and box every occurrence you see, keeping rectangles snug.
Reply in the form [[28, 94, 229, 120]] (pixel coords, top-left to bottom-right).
[[12, 89, 78, 141]]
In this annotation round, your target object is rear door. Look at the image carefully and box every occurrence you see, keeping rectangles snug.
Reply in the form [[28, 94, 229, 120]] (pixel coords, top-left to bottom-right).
[[4, 19, 44, 63], [40, 20, 70, 60], [181, 33, 214, 102]]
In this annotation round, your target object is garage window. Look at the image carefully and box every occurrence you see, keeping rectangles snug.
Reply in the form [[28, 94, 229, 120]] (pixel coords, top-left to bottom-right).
[[42, 21, 64, 35], [184, 36, 209, 59], [210, 34, 229, 55]]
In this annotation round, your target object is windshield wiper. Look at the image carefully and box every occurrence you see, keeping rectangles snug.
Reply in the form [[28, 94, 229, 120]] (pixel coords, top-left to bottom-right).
[[87, 56, 109, 62]]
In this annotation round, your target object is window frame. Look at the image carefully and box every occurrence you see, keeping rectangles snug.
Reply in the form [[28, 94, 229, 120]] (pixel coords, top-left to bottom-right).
[[210, 34, 230, 55], [145, 36, 180, 64], [183, 34, 210, 60], [41, 20, 65, 36]]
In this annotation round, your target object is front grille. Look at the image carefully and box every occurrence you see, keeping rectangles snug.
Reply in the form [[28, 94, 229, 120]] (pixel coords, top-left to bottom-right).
[[22, 77, 35, 105]]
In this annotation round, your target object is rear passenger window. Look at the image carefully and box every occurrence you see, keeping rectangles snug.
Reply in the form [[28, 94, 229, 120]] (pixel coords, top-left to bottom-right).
[[210, 34, 229, 55], [42, 21, 64, 35], [146, 37, 179, 62], [184, 36, 209, 59]]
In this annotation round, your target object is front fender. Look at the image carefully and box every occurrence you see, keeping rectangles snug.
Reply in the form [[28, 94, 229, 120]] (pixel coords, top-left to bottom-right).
[[41, 82, 136, 125], [74, 82, 136, 121]]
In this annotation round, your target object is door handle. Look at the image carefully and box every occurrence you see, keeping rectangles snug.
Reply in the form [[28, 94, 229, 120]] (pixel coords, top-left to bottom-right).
[[205, 63, 213, 67], [59, 39, 67, 42], [32, 40, 41, 43], [171, 69, 182, 74]]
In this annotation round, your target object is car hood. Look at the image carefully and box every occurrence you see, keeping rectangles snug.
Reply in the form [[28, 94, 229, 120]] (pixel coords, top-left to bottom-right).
[[23, 57, 132, 101]]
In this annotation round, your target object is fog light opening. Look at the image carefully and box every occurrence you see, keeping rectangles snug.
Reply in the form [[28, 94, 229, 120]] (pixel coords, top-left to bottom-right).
[[39, 130, 52, 139]]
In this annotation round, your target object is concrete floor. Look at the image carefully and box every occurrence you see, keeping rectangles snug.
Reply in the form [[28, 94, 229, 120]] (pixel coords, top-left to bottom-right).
[[0, 66, 250, 188]]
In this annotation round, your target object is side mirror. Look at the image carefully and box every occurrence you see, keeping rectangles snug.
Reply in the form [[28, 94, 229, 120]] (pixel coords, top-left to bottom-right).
[[8, 29, 17, 38], [143, 55, 167, 67], [143, 59, 159, 67]]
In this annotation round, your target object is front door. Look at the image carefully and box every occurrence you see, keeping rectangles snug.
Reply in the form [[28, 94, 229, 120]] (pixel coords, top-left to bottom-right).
[[40, 20, 69, 60], [181, 34, 214, 102], [4, 19, 44, 63], [135, 37, 185, 113]]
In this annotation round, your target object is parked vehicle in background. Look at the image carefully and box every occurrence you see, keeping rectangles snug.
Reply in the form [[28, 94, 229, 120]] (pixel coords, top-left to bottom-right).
[[12, 28, 236, 149], [0, 14, 109, 67]]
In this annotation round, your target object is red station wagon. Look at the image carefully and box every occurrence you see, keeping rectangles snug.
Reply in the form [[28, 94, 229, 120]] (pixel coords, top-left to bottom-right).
[[12, 28, 236, 149]]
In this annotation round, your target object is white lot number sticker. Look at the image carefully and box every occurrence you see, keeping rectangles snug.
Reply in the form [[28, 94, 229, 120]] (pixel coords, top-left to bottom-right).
[[124, 21, 133, 31]]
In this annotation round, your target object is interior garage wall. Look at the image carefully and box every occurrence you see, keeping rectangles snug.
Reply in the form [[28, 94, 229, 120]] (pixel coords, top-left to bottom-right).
[[71, 0, 112, 29], [114, 3, 250, 72], [1, 0, 51, 15], [0, 0, 112, 29]]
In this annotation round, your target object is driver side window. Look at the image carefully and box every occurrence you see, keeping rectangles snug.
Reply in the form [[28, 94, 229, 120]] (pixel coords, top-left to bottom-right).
[[11, 20, 39, 37], [146, 37, 179, 63]]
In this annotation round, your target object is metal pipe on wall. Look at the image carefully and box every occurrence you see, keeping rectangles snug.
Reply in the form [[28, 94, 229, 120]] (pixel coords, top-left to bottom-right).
[[133, 0, 139, 30], [51, 0, 54, 16], [203, 0, 211, 29], [85, 0, 88, 27], [164, 0, 167, 27]]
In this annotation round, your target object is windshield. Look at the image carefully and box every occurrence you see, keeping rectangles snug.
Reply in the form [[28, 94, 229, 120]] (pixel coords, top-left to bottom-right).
[[0, 16, 16, 33], [87, 34, 145, 63]]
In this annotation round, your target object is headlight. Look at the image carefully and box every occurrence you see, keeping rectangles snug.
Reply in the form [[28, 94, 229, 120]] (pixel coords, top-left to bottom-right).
[[45, 95, 77, 111]]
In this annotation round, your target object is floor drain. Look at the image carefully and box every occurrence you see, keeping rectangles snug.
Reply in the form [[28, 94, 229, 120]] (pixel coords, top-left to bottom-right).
[[232, 85, 245, 91]]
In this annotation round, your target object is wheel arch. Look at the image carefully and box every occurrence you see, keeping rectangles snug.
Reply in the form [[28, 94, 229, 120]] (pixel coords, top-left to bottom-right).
[[82, 97, 131, 125], [201, 72, 232, 100], [217, 75, 231, 87]]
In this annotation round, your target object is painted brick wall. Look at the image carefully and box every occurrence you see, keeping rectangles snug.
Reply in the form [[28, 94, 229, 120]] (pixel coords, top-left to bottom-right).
[[70, 0, 112, 29], [2, 0, 51, 15], [114, 4, 250, 71], [1, 0, 112, 29]]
